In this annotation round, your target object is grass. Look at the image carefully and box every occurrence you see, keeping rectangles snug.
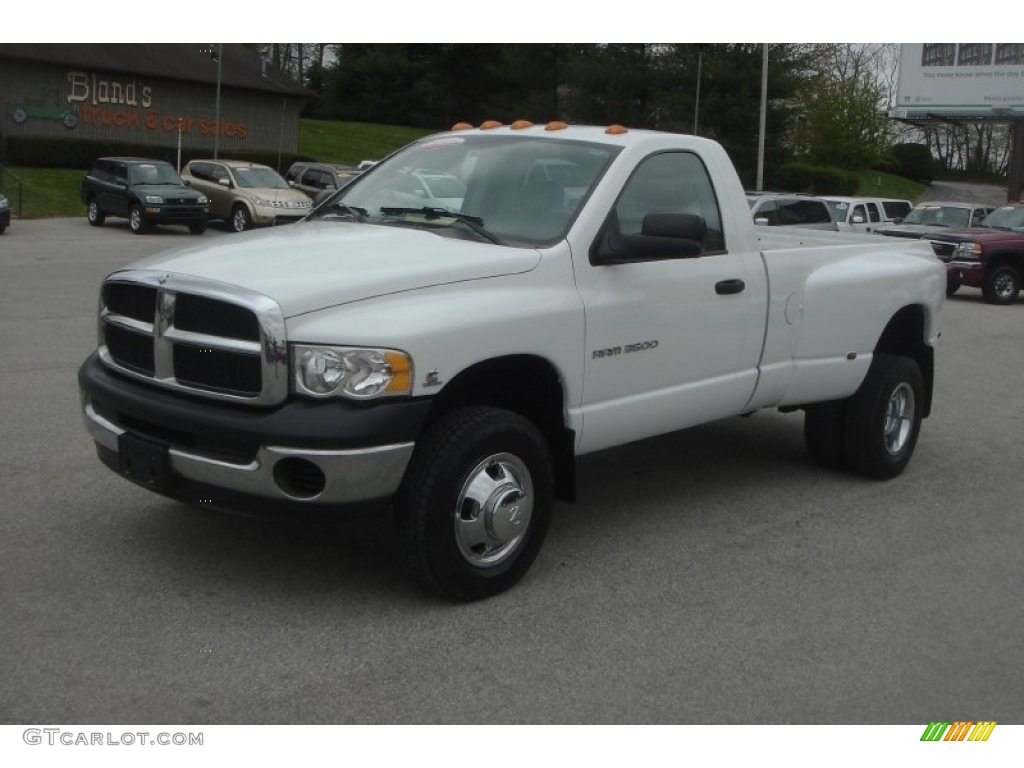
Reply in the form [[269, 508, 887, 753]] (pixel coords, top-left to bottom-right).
[[298, 119, 432, 166], [0, 121, 934, 219], [855, 169, 928, 202]]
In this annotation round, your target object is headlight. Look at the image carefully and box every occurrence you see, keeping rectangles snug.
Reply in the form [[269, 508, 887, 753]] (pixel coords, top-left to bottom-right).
[[251, 196, 270, 207], [955, 241, 982, 259], [292, 345, 412, 400], [144, 195, 164, 204], [197, 196, 209, 205]]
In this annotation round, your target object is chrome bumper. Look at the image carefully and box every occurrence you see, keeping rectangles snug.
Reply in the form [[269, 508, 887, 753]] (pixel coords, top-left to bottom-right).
[[82, 401, 414, 505]]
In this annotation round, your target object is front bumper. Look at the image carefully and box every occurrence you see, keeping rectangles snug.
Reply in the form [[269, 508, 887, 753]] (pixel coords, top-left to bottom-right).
[[79, 352, 431, 511], [141, 205, 209, 224], [947, 260, 985, 287]]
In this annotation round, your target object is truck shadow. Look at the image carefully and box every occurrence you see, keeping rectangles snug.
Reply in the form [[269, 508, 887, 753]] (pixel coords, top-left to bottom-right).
[[112, 410, 836, 602]]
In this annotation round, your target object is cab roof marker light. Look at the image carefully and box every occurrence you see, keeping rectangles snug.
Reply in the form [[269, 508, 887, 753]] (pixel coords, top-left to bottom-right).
[[545, 121, 569, 131], [479, 120, 503, 130], [451, 122, 474, 131], [605, 124, 629, 135], [510, 120, 533, 130]]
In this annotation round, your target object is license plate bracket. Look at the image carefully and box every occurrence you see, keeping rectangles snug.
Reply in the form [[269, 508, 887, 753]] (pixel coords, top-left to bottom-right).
[[118, 433, 172, 491]]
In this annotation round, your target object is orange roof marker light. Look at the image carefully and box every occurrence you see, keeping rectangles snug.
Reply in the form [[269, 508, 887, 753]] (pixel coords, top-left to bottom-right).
[[479, 120, 503, 130], [545, 121, 569, 131], [451, 122, 474, 131], [510, 120, 534, 130], [605, 124, 629, 135]]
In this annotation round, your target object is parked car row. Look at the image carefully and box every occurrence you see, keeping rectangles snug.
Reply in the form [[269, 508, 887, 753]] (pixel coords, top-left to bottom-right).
[[80, 156, 323, 236]]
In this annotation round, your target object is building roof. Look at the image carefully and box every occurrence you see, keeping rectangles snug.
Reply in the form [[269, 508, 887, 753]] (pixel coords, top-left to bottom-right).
[[0, 43, 313, 98]]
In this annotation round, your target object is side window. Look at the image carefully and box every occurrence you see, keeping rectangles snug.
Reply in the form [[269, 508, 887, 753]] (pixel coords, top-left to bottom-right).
[[799, 201, 832, 224], [866, 202, 881, 223], [755, 200, 779, 225], [972, 208, 988, 226], [777, 199, 804, 224], [302, 169, 323, 188], [189, 163, 209, 182], [112, 163, 128, 183], [287, 165, 305, 182], [210, 164, 230, 184], [614, 151, 724, 251], [852, 204, 867, 222]]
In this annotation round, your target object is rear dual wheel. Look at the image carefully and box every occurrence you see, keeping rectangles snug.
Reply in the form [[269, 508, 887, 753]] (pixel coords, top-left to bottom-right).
[[804, 353, 923, 479]]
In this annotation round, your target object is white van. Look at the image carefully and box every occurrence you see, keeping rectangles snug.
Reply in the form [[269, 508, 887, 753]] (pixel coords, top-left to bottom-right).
[[823, 196, 912, 233]]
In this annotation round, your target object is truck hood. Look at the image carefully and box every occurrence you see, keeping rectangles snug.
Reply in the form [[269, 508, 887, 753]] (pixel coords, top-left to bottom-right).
[[928, 227, 1024, 244], [125, 220, 541, 317]]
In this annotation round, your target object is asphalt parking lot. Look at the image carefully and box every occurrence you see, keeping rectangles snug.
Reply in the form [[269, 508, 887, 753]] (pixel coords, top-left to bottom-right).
[[1, 217, 1022, 725]]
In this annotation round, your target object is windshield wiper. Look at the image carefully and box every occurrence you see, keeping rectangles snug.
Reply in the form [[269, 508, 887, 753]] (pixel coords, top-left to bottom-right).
[[379, 207, 502, 244], [319, 203, 368, 222]]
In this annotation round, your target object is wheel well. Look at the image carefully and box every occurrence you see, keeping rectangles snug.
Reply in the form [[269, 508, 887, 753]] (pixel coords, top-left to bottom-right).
[[874, 305, 934, 417], [425, 355, 576, 502], [987, 252, 1024, 272]]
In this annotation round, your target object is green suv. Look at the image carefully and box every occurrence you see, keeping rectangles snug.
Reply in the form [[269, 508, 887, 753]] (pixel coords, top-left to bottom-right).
[[81, 157, 210, 235]]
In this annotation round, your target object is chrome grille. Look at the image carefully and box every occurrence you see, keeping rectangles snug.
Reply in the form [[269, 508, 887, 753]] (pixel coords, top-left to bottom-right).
[[929, 240, 956, 262], [98, 270, 288, 405]]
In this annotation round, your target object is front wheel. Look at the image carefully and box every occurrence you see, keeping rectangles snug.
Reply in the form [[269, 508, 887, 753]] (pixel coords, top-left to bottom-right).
[[231, 204, 252, 233], [982, 264, 1020, 305], [395, 407, 554, 601], [844, 354, 923, 479], [128, 204, 149, 234]]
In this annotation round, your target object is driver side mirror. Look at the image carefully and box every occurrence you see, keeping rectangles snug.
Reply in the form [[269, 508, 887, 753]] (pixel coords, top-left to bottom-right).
[[590, 213, 706, 266], [218, 178, 231, 188]]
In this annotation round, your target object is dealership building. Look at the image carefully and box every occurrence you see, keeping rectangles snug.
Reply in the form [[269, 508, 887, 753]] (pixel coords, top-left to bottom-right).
[[0, 44, 311, 157]]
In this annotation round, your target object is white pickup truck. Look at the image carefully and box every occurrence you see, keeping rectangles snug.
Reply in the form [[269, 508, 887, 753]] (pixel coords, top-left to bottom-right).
[[79, 122, 944, 600]]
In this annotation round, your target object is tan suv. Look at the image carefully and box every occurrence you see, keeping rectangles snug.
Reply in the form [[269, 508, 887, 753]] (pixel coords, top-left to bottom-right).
[[181, 159, 312, 232]]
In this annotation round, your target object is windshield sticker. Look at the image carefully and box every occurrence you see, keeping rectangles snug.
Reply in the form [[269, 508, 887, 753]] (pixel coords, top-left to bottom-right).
[[420, 137, 465, 151]]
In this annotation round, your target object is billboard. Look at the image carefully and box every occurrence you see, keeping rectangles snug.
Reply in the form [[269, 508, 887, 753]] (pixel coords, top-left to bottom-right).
[[891, 43, 1024, 119]]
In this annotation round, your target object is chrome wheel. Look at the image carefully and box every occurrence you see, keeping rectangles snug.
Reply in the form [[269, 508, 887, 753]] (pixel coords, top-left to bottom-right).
[[87, 199, 104, 226], [993, 272, 1015, 300], [883, 382, 915, 455], [129, 205, 147, 233], [232, 206, 251, 232], [454, 453, 533, 568]]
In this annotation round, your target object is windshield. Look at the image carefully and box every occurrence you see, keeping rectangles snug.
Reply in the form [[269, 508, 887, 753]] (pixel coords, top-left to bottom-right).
[[130, 163, 184, 185], [979, 205, 1024, 231], [825, 200, 850, 219], [311, 134, 620, 246], [231, 166, 289, 190], [902, 205, 971, 228]]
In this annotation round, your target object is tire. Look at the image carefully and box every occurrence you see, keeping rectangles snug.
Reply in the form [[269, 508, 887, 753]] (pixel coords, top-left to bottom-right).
[[804, 400, 848, 471], [231, 204, 252, 233], [395, 407, 555, 601], [188, 222, 207, 235], [945, 280, 960, 297], [128, 204, 149, 234], [86, 198, 105, 227], [843, 353, 923, 480], [982, 264, 1020, 305]]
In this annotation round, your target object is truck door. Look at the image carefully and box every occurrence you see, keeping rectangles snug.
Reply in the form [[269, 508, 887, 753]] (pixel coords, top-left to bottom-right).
[[573, 150, 767, 454]]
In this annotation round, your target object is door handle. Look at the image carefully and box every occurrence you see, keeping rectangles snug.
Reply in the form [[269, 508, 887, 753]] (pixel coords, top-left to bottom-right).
[[715, 279, 745, 295]]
